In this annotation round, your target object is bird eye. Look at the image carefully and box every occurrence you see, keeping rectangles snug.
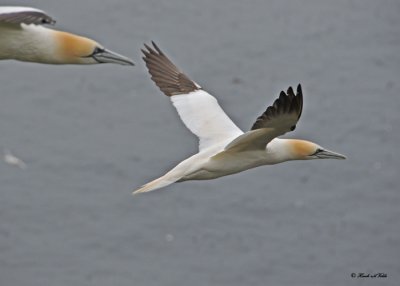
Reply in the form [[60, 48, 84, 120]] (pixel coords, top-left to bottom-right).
[[93, 47, 105, 54], [312, 148, 323, 156]]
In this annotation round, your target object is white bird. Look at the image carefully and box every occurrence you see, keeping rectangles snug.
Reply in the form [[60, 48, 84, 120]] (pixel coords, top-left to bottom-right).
[[3, 148, 27, 169], [134, 42, 346, 194], [0, 6, 134, 65]]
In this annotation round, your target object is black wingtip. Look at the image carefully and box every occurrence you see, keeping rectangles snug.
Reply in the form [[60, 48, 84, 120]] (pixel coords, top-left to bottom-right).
[[143, 43, 152, 53], [287, 86, 295, 97], [297, 84, 302, 95], [141, 48, 150, 57], [140, 42, 200, 97], [151, 41, 163, 55], [143, 41, 164, 56], [295, 84, 303, 119], [42, 17, 56, 25]]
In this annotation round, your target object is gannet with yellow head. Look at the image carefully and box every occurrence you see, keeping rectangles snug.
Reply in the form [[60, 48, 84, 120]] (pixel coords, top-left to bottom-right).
[[0, 6, 134, 65], [133, 42, 346, 194]]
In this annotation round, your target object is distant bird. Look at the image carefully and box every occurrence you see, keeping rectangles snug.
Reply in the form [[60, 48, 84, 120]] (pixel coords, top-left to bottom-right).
[[3, 148, 26, 169], [0, 6, 134, 65], [134, 42, 346, 194]]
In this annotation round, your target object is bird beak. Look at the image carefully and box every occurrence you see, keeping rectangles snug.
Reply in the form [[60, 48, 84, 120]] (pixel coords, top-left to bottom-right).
[[92, 49, 135, 66], [316, 149, 347, 160]]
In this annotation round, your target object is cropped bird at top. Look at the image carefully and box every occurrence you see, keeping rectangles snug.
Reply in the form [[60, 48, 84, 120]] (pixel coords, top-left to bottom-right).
[[133, 42, 346, 194], [0, 6, 134, 65]]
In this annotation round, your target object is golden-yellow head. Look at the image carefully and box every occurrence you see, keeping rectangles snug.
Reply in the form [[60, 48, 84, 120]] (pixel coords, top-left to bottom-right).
[[55, 31, 134, 65], [288, 139, 346, 160]]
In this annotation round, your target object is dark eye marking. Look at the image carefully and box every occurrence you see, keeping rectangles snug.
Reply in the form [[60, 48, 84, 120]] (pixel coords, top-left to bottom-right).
[[93, 47, 105, 54], [82, 47, 105, 58], [312, 148, 324, 156]]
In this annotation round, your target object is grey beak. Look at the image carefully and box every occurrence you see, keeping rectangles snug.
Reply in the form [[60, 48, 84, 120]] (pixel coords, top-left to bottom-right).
[[93, 49, 134, 66], [317, 149, 347, 160]]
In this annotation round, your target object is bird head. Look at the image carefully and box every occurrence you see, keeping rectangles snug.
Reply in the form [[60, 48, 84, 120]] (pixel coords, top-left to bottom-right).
[[288, 139, 346, 160], [55, 31, 134, 65]]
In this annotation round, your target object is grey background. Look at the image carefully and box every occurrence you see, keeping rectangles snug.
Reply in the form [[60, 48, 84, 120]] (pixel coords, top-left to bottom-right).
[[1, 0, 399, 285]]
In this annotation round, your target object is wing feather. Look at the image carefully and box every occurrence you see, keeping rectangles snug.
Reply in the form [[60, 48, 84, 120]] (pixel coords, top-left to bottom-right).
[[0, 6, 55, 25], [142, 42, 243, 151], [225, 85, 303, 152], [251, 85, 303, 131]]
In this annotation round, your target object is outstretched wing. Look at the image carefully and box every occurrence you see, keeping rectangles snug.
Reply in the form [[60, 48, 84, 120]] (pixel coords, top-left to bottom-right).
[[0, 6, 55, 26], [142, 42, 243, 151], [224, 84, 303, 152], [251, 84, 303, 131]]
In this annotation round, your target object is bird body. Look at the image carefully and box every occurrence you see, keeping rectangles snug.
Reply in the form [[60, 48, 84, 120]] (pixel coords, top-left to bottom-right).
[[134, 42, 346, 194], [136, 137, 325, 193], [0, 24, 59, 63], [0, 6, 134, 65], [3, 148, 27, 169]]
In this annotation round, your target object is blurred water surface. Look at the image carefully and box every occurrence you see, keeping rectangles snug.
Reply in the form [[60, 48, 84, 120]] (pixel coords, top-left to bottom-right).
[[0, 0, 399, 285]]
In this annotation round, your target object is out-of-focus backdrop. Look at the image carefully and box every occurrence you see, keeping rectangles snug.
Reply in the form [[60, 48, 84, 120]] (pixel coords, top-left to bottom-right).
[[1, 0, 399, 285]]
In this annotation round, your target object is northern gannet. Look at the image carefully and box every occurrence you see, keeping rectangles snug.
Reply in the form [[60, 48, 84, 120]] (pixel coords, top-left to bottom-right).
[[0, 6, 134, 65], [134, 42, 346, 194]]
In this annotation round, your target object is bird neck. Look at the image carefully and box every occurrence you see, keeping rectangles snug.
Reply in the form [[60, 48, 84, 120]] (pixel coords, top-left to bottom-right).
[[0, 24, 93, 64], [53, 30, 98, 64], [280, 139, 315, 160], [268, 138, 309, 162], [0, 24, 62, 63]]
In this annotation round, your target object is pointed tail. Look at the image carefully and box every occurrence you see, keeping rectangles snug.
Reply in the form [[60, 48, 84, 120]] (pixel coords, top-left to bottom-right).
[[133, 175, 178, 195]]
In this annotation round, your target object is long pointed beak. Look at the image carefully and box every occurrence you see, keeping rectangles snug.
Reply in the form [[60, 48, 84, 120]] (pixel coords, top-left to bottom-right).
[[93, 49, 134, 66], [317, 149, 347, 160]]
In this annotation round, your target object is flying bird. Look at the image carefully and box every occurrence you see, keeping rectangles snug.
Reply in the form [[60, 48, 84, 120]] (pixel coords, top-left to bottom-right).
[[134, 42, 346, 194], [3, 148, 27, 169], [0, 6, 134, 65]]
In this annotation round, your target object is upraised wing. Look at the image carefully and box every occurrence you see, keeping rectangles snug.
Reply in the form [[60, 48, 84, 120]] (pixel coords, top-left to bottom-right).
[[224, 84, 303, 152], [142, 42, 243, 151], [0, 6, 55, 26]]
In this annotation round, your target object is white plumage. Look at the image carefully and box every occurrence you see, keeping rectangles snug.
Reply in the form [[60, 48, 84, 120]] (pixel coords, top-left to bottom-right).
[[171, 90, 243, 151], [3, 149, 26, 169], [0, 6, 134, 65], [133, 42, 346, 194]]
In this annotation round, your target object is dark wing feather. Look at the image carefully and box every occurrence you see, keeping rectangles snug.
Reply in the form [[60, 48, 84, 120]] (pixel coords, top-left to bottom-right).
[[141, 42, 243, 151], [142, 42, 200, 97], [0, 10, 55, 25], [223, 84, 303, 152], [251, 84, 303, 132]]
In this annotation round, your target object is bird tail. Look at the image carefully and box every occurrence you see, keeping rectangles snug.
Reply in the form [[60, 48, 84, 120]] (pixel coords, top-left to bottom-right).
[[132, 175, 178, 195]]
